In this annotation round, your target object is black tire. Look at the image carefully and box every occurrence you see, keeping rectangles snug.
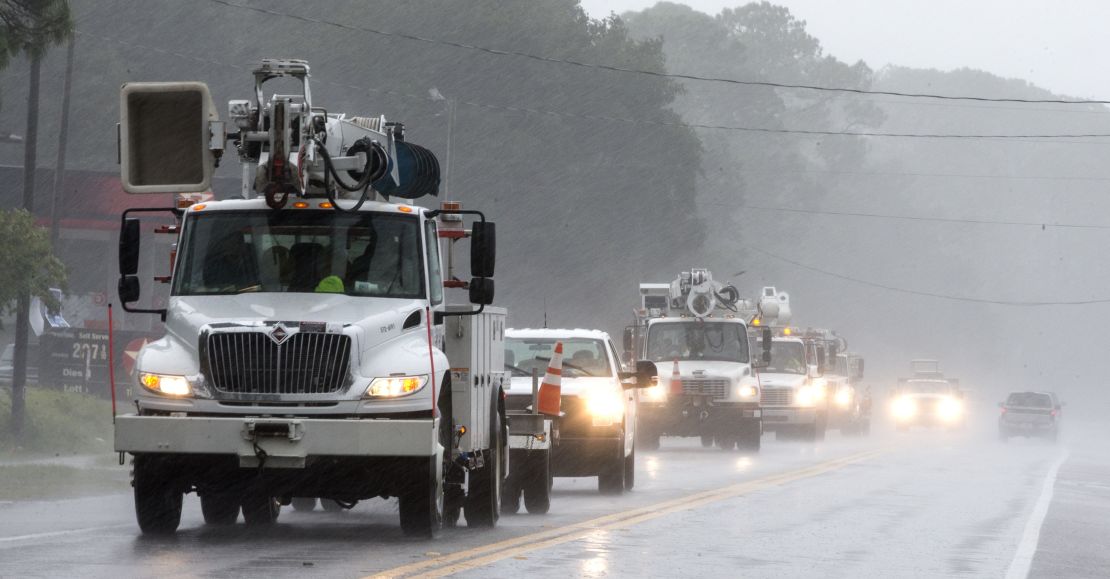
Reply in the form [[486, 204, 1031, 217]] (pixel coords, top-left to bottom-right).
[[622, 444, 636, 491], [399, 455, 444, 538], [716, 436, 738, 451], [201, 492, 240, 525], [502, 451, 523, 516], [465, 397, 504, 528], [291, 497, 317, 512], [739, 425, 762, 453], [444, 486, 464, 527], [598, 442, 626, 495], [241, 495, 280, 526], [523, 450, 552, 514], [700, 435, 714, 448], [321, 499, 346, 512], [133, 456, 183, 535]]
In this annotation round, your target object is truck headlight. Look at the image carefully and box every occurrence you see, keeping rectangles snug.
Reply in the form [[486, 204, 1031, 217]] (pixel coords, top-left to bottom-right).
[[937, 397, 963, 421], [796, 385, 816, 406], [892, 396, 917, 420], [586, 390, 624, 426], [834, 389, 852, 408], [138, 373, 192, 397], [738, 384, 758, 398], [644, 382, 667, 402], [367, 375, 428, 398]]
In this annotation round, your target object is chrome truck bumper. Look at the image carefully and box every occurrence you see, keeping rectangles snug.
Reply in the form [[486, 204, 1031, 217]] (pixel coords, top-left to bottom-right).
[[114, 414, 439, 468], [760, 406, 817, 430]]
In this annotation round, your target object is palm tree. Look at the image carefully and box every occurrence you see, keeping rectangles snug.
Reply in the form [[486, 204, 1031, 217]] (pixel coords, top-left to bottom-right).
[[1, 0, 73, 438]]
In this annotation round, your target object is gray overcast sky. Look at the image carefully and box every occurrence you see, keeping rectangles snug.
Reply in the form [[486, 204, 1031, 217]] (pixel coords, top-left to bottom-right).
[[580, 0, 1110, 99]]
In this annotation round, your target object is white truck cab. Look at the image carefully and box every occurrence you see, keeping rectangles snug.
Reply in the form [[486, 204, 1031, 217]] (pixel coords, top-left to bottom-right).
[[752, 334, 829, 441], [112, 60, 506, 538], [629, 270, 766, 451]]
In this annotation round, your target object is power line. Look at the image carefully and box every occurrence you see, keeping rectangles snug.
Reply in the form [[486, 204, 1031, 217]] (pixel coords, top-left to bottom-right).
[[76, 30, 1110, 143], [731, 203, 1110, 230], [748, 245, 1110, 306], [206, 0, 1110, 107]]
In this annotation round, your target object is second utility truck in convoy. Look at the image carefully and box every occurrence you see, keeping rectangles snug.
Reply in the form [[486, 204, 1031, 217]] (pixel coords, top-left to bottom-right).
[[113, 60, 506, 538], [626, 269, 769, 451]]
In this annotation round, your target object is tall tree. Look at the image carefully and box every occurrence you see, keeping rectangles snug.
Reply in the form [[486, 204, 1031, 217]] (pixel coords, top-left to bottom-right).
[[0, 0, 72, 439]]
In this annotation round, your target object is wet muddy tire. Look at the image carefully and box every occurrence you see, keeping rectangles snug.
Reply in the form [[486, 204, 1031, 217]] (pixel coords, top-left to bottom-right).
[[465, 400, 504, 528], [201, 492, 240, 525], [598, 444, 626, 495], [241, 495, 281, 526], [291, 497, 318, 512], [622, 445, 635, 491], [523, 450, 552, 514], [399, 455, 444, 538], [133, 456, 183, 535]]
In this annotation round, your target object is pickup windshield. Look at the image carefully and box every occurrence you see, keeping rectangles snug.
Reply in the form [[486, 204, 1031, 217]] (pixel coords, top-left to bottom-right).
[[505, 338, 612, 378], [645, 321, 749, 363], [173, 210, 424, 298]]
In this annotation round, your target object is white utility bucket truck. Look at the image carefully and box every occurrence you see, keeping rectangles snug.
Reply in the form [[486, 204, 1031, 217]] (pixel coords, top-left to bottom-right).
[[113, 60, 505, 538]]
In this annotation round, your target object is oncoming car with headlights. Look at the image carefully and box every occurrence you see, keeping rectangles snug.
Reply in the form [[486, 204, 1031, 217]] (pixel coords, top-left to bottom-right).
[[890, 379, 966, 431], [505, 329, 650, 495]]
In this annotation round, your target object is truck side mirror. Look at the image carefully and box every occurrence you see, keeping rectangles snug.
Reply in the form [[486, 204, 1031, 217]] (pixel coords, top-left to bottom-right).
[[120, 218, 141, 276], [856, 360, 865, 380], [469, 277, 494, 305], [623, 327, 633, 353], [119, 275, 141, 303], [761, 327, 772, 363], [622, 360, 659, 389], [471, 222, 495, 278]]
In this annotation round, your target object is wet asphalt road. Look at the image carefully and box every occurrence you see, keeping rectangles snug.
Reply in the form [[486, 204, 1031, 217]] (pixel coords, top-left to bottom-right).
[[0, 415, 1103, 578]]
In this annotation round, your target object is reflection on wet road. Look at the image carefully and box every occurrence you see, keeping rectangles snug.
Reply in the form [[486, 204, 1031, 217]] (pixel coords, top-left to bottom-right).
[[0, 419, 1100, 578]]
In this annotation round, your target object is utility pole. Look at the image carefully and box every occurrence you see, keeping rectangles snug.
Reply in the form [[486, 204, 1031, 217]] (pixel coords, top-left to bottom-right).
[[49, 36, 76, 248], [12, 54, 43, 438]]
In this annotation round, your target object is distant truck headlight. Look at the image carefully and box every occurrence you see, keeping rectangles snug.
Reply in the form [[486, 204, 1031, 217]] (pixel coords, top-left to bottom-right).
[[737, 384, 758, 399], [834, 388, 852, 408], [892, 396, 917, 420], [937, 397, 963, 422], [367, 375, 428, 398], [139, 372, 192, 397], [644, 381, 667, 402], [796, 385, 817, 406], [586, 390, 624, 426]]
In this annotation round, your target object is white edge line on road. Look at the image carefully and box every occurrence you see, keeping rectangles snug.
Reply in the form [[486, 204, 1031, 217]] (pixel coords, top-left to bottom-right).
[[0, 524, 132, 545], [1004, 449, 1070, 579]]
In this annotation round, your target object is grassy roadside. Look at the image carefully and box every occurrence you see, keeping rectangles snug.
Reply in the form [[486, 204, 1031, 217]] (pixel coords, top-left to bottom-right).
[[0, 388, 126, 500], [0, 463, 128, 501], [0, 387, 115, 456]]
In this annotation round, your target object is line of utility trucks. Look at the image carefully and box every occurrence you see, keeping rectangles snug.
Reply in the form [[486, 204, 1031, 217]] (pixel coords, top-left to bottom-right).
[[109, 60, 868, 540]]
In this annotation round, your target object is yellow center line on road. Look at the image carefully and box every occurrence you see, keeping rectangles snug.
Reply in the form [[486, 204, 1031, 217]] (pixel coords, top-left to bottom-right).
[[368, 448, 887, 579]]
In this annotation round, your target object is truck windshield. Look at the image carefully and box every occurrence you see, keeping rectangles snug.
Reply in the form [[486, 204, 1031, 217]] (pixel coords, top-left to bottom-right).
[[645, 322, 749, 363], [505, 338, 612, 377], [905, 381, 952, 394], [173, 210, 424, 298], [764, 341, 806, 374]]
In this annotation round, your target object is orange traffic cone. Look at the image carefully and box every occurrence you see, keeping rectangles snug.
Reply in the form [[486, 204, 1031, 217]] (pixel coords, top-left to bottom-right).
[[670, 359, 683, 395], [537, 341, 564, 416]]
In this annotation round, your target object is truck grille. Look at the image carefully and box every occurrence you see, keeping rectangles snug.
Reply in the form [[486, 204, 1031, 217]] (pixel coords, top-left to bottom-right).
[[683, 378, 728, 399], [206, 331, 352, 395], [761, 388, 793, 406]]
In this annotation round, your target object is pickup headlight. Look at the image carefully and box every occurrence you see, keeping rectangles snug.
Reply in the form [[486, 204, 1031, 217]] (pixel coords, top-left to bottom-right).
[[367, 375, 428, 398], [138, 373, 192, 397], [892, 396, 917, 420], [586, 389, 624, 426]]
